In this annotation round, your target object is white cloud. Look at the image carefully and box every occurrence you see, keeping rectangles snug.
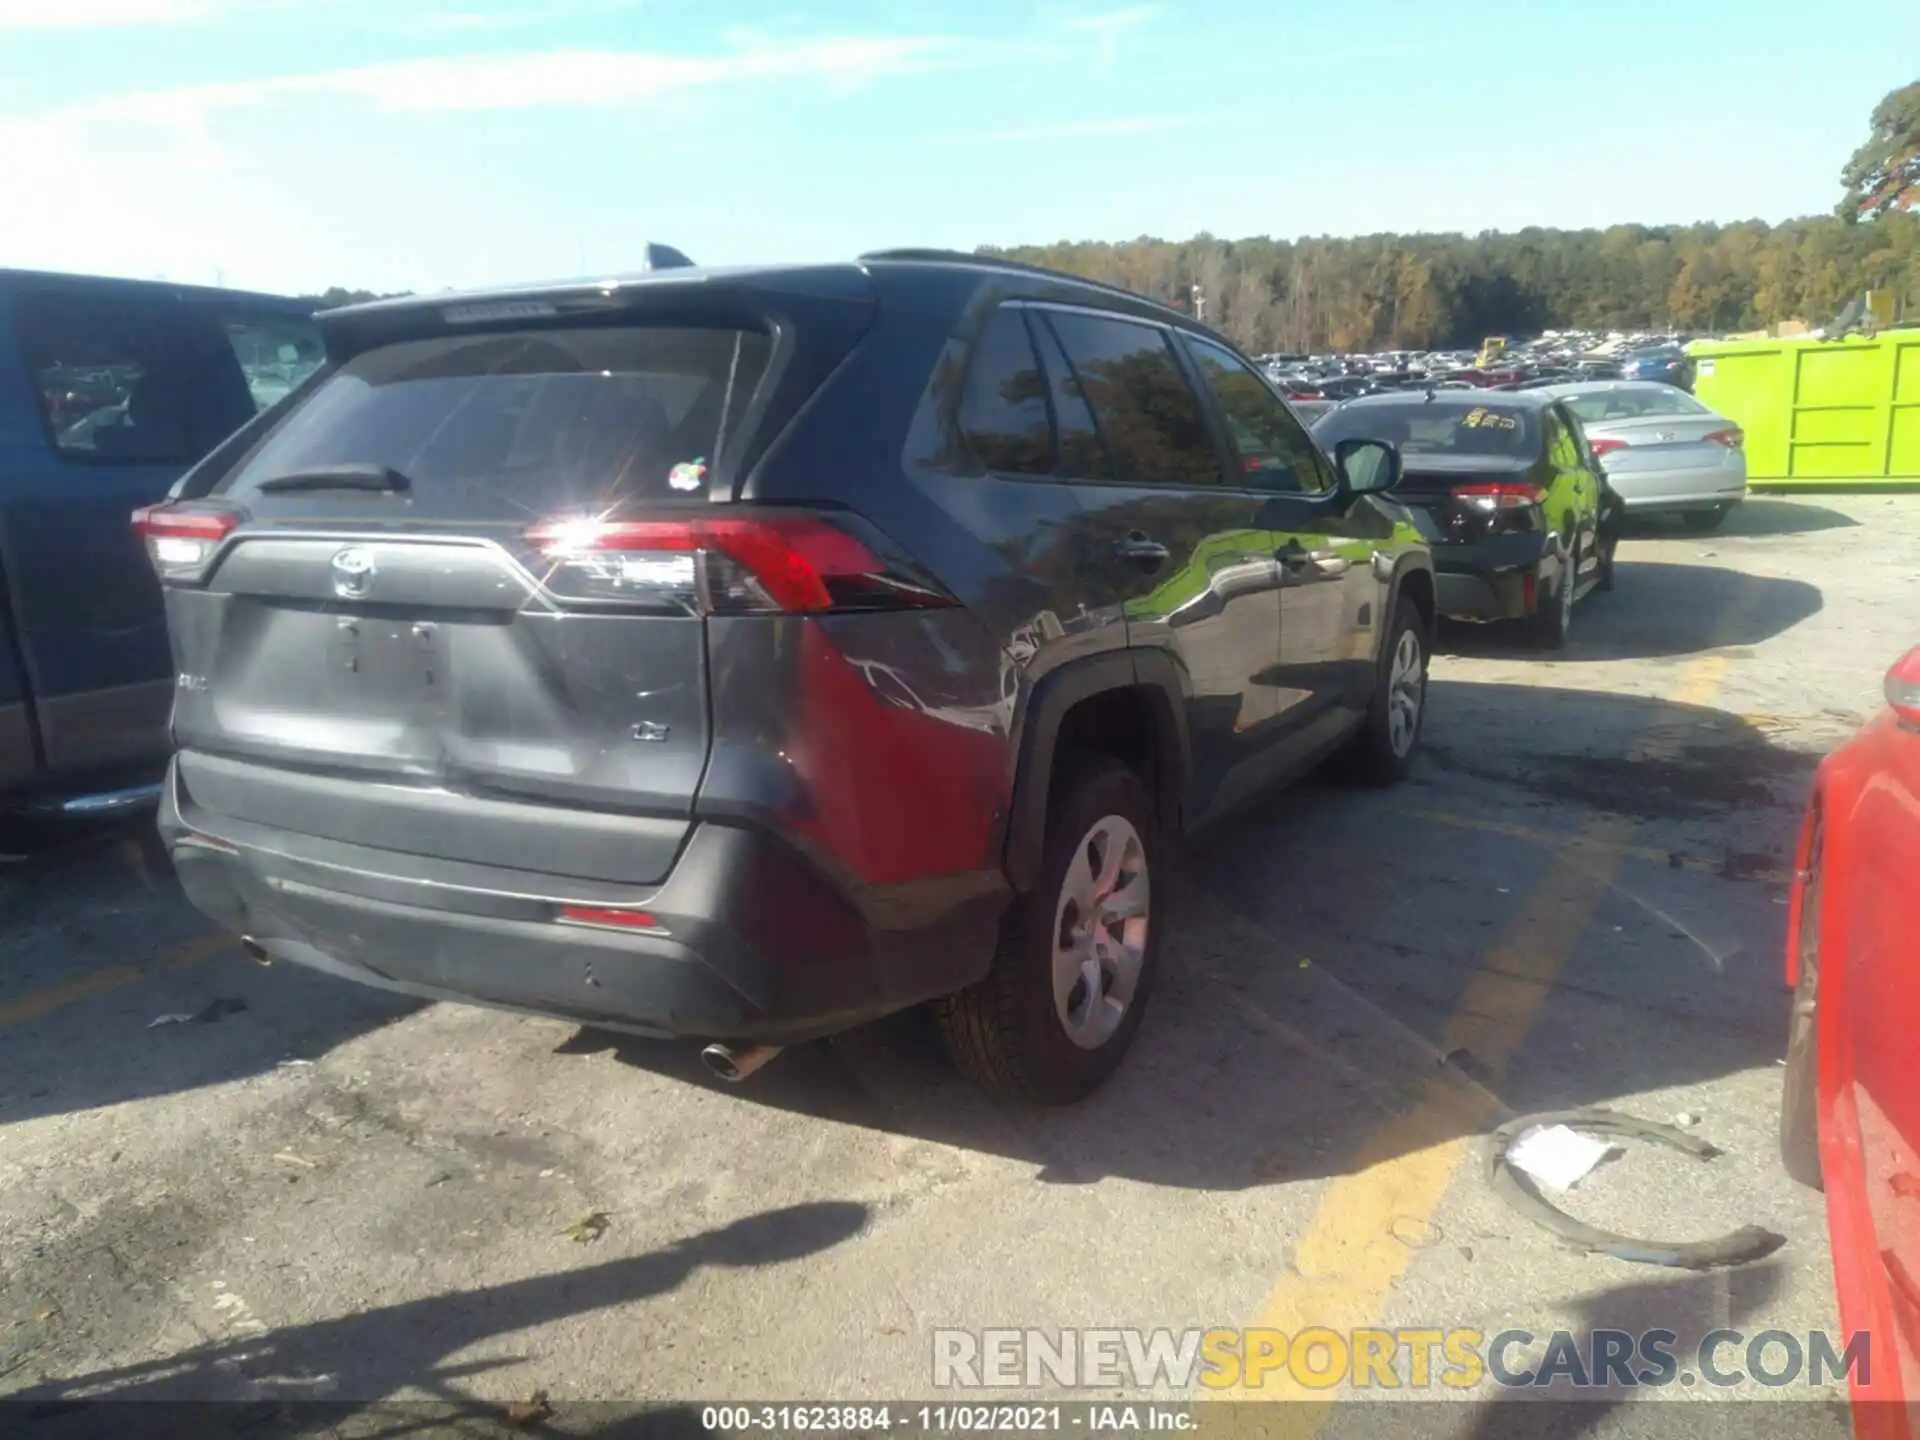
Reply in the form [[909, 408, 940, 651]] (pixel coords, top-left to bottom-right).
[[40, 35, 950, 125], [0, 30, 959, 292], [0, 0, 215, 26]]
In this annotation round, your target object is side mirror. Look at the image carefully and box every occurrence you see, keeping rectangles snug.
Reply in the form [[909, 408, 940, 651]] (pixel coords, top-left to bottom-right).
[[1336, 437, 1400, 495]]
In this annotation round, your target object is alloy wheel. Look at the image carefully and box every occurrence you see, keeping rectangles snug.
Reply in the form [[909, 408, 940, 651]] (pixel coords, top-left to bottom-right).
[[1387, 627, 1425, 758], [1051, 815, 1151, 1050]]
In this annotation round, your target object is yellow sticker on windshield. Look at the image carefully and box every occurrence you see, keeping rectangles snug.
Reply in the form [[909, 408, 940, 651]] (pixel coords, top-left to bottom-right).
[[1461, 408, 1517, 430]]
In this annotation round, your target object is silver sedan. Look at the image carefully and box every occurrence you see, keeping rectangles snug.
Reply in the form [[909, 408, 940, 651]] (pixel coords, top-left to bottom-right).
[[1535, 380, 1748, 533]]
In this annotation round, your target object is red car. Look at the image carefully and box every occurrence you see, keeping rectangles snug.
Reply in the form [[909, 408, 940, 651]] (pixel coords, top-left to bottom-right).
[[1783, 644, 1920, 1434]]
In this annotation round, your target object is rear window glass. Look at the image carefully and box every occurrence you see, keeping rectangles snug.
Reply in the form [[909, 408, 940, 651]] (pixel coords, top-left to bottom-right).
[[1561, 388, 1708, 423], [1314, 400, 1540, 461], [222, 325, 770, 517]]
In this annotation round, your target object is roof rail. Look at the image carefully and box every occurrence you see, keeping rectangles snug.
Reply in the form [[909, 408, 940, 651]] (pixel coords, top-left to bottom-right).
[[857, 247, 1188, 321]]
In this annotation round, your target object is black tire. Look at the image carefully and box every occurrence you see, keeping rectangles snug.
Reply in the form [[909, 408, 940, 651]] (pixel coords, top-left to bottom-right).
[[1682, 506, 1729, 534], [1594, 500, 1622, 593], [1522, 544, 1575, 650], [1333, 596, 1428, 787], [1780, 817, 1824, 1190], [935, 755, 1160, 1104]]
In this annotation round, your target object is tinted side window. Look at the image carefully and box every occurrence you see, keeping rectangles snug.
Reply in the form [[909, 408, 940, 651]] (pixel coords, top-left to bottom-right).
[[1045, 311, 1221, 488], [223, 316, 326, 414], [1029, 314, 1113, 481], [958, 307, 1053, 476], [1184, 335, 1333, 494], [16, 297, 198, 463]]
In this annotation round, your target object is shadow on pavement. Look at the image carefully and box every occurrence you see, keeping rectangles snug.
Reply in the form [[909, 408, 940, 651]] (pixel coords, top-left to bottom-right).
[[1431, 1259, 1850, 1440], [0, 819, 419, 1127], [1439, 563, 1821, 661], [13, 1202, 867, 1426], [578, 679, 1810, 1196], [1624, 498, 1861, 540]]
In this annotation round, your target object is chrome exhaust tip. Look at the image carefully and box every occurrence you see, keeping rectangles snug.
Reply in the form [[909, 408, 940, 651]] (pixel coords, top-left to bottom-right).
[[700, 1042, 782, 1083], [240, 937, 272, 965]]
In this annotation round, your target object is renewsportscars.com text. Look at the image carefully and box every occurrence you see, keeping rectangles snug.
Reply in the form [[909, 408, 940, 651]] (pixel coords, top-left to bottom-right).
[[932, 1327, 1871, 1391]]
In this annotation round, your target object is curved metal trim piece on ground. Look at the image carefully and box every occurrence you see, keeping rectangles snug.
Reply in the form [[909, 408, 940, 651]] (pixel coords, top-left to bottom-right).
[[1486, 1107, 1787, 1270]]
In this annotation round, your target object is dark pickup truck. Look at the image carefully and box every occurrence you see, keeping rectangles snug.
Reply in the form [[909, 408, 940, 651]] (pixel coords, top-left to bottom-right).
[[0, 269, 321, 818]]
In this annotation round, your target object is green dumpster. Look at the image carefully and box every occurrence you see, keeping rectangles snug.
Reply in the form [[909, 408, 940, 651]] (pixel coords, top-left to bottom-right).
[[1688, 330, 1920, 485]]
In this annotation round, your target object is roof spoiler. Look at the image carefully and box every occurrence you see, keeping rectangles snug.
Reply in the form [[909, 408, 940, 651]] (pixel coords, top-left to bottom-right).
[[640, 242, 696, 271]]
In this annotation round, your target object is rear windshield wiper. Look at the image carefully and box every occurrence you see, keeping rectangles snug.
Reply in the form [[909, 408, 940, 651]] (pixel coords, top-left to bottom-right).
[[254, 464, 413, 496]]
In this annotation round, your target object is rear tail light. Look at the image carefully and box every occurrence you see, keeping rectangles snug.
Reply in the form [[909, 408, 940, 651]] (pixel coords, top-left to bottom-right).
[[557, 904, 667, 934], [1886, 646, 1920, 726], [132, 503, 241, 582], [1588, 438, 1628, 459], [1705, 428, 1744, 450], [1451, 481, 1544, 511], [524, 513, 957, 615]]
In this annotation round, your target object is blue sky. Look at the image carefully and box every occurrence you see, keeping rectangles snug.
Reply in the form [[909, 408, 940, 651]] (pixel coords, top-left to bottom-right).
[[1, 0, 1915, 295]]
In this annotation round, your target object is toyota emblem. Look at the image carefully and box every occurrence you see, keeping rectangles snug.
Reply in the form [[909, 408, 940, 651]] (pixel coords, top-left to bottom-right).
[[330, 547, 376, 600]]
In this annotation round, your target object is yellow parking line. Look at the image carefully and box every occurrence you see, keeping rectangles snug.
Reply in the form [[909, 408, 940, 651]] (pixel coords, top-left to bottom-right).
[[0, 932, 237, 1032], [1219, 637, 1742, 1418]]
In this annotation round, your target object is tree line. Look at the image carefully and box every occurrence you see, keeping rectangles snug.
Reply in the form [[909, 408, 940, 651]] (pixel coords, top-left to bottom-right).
[[982, 213, 1920, 356], [984, 81, 1920, 355]]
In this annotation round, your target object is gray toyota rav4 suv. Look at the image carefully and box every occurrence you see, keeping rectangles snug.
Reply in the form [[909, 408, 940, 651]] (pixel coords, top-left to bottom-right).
[[145, 250, 1435, 1103]]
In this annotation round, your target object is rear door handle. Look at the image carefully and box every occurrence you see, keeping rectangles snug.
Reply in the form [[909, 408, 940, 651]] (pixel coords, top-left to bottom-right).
[[1278, 540, 1348, 576], [1113, 533, 1170, 572]]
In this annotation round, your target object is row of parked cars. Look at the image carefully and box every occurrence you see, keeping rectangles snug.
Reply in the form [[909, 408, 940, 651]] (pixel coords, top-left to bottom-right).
[[1259, 331, 1699, 400], [1277, 359, 1743, 533]]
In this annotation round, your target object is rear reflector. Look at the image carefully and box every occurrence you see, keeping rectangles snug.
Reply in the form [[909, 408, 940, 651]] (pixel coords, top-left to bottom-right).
[[1705, 428, 1744, 450], [132, 503, 241, 581], [1886, 646, 1920, 726], [1588, 438, 1628, 459], [558, 904, 667, 934], [1451, 481, 1545, 510], [525, 514, 957, 615]]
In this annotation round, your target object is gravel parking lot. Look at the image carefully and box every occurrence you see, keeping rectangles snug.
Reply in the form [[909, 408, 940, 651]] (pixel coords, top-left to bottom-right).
[[3, 494, 1916, 1433]]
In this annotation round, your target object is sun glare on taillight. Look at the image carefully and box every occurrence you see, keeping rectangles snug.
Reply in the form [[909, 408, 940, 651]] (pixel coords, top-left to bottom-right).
[[1451, 481, 1545, 510], [132, 503, 240, 581], [1705, 428, 1744, 451], [525, 514, 956, 615], [1886, 646, 1920, 726]]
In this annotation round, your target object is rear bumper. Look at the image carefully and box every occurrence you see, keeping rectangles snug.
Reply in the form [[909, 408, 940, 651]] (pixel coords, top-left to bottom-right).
[[1432, 531, 1558, 622], [1611, 466, 1747, 513], [160, 764, 1006, 1043]]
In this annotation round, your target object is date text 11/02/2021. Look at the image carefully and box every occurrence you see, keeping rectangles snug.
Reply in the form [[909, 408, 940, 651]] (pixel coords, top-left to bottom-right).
[[701, 1406, 1193, 1433]]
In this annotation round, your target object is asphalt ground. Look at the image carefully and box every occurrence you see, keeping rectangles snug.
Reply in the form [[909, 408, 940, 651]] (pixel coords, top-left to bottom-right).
[[3, 493, 1914, 1437]]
